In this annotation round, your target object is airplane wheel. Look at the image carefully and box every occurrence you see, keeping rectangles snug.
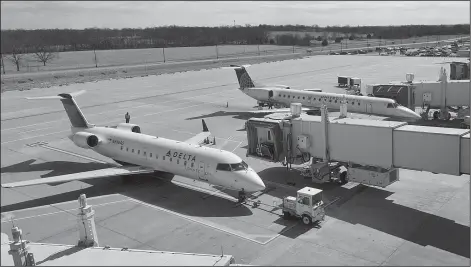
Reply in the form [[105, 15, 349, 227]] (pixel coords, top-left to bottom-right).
[[302, 215, 312, 225], [339, 171, 348, 184]]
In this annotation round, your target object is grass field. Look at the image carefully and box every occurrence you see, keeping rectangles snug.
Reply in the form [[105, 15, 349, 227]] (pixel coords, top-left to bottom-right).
[[1, 45, 298, 74]]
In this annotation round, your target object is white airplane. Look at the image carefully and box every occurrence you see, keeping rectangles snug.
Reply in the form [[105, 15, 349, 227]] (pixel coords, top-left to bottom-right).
[[1, 91, 266, 199], [229, 65, 422, 121]]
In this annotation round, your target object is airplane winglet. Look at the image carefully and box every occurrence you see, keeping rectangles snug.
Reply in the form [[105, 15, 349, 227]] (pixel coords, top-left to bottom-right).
[[202, 119, 209, 132]]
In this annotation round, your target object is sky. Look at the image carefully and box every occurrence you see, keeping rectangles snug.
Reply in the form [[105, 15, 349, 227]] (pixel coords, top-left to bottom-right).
[[1, 1, 470, 30]]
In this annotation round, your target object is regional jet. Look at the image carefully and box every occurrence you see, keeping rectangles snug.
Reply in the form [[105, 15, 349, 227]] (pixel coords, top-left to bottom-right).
[[1, 91, 266, 199], [229, 65, 422, 121]]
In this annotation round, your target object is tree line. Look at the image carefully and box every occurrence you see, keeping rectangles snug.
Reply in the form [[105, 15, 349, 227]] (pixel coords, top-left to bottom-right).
[[1, 24, 469, 55]]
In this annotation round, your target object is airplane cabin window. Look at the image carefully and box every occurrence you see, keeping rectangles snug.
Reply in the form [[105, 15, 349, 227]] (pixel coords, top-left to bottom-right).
[[278, 94, 281, 97], [150, 153, 152, 157], [335, 100, 337, 103], [303, 97, 305, 100], [216, 163, 231, 171], [121, 146, 123, 150], [298, 96, 300, 99], [143, 151, 146, 156], [177, 159, 180, 164], [163, 156, 165, 160], [132, 149, 134, 153], [358, 102, 360, 106], [184, 161, 187, 166], [137, 150, 140, 155]]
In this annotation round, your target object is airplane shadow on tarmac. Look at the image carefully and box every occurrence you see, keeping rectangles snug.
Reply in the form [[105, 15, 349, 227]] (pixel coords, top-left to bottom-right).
[[257, 167, 470, 259], [1, 159, 253, 218]]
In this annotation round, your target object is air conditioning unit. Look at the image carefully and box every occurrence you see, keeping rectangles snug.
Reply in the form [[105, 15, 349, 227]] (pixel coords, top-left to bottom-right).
[[297, 135, 310, 149]]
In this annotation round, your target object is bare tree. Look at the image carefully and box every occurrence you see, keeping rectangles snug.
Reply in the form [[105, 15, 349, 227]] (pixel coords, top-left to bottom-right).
[[1, 54, 5, 74], [8, 48, 24, 72], [34, 46, 56, 66]]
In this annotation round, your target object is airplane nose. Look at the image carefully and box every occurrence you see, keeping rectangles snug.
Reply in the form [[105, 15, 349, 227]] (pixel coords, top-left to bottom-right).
[[399, 106, 421, 121], [239, 171, 266, 192]]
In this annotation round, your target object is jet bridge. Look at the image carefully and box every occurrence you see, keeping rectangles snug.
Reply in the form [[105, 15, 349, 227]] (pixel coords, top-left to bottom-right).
[[246, 106, 470, 187]]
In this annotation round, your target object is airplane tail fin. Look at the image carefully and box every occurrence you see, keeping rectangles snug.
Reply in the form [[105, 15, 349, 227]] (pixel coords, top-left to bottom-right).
[[229, 65, 256, 90], [202, 119, 209, 132], [26, 90, 92, 128]]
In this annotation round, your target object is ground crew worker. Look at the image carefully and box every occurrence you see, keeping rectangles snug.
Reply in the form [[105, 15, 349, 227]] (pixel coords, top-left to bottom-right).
[[125, 112, 130, 123]]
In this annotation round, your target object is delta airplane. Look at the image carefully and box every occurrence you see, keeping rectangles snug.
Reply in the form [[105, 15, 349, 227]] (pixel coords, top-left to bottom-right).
[[229, 65, 422, 121], [1, 91, 266, 198]]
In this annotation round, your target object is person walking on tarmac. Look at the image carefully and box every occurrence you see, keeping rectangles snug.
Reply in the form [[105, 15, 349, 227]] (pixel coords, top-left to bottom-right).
[[125, 112, 130, 123]]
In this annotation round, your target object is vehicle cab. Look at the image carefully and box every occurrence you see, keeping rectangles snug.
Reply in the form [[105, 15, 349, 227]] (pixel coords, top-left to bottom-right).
[[282, 187, 325, 225]]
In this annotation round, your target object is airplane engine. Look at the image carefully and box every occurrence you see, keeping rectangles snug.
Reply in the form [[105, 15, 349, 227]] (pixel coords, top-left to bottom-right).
[[72, 132, 100, 149], [116, 123, 141, 133]]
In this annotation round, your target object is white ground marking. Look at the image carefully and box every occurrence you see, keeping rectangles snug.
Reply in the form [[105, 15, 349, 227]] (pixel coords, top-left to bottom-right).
[[2, 87, 234, 132], [1, 94, 246, 145], [1, 199, 130, 223]]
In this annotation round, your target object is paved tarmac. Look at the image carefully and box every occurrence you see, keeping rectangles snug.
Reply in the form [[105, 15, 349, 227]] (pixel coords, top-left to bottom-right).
[[1, 55, 469, 266]]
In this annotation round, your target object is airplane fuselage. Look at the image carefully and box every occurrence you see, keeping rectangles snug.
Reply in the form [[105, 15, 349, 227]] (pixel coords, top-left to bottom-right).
[[71, 127, 263, 192], [241, 87, 421, 121]]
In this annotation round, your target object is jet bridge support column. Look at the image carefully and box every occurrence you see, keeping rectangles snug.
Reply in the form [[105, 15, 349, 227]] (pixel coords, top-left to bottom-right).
[[8, 226, 36, 266], [77, 194, 99, 247]]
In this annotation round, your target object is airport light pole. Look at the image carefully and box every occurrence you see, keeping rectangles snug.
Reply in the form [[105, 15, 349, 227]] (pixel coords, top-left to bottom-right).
[[163, 46, 166, 63], [216, 44, 219, 59]]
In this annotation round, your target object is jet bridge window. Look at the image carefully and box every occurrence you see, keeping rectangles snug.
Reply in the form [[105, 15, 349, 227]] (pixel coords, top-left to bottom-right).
[[216, 163, 232, 171]]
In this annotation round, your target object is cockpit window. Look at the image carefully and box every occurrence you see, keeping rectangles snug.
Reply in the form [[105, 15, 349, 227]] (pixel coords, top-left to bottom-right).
[[230, 163, 246, 171], [216, 163, 231, 171], [241, 161, 249, 169], [217, 161, 249, 172], [387, 103, 398, 108]]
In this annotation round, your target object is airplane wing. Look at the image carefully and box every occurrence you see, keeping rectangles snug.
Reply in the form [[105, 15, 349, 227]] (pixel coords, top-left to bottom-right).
[[247, 107, 318, 114], [184, 119, 213, 145], [1, 165, 155, 188]]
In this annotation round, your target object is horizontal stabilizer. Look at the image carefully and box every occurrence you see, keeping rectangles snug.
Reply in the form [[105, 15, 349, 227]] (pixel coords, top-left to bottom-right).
[[1, 165, 155, 188], [26, 90, 86, 100]]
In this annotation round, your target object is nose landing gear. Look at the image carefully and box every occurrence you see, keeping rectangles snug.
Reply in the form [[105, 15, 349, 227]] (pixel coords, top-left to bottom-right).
[[238, 189, 247, 203]]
